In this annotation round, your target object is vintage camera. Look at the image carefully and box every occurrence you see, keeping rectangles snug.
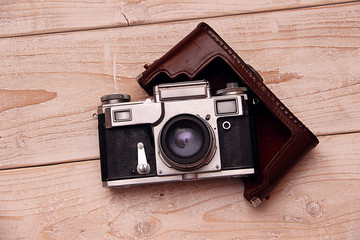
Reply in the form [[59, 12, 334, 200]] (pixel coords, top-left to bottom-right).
[[97, 80, 258, 187]]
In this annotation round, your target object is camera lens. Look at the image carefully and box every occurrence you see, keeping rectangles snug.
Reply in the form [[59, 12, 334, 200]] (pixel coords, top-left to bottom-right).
[[159, 114, 215, 171], [169, 122, 203, 157]]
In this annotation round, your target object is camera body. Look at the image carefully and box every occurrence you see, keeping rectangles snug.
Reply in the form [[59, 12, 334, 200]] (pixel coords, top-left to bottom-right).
[[97, 80, 258, 187]]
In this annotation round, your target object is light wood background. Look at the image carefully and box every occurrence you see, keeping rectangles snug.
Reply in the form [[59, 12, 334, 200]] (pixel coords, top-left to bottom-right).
[[1, 1, 359, 239]]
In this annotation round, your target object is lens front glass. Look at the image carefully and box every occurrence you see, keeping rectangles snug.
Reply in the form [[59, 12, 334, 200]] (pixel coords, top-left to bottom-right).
[[167, 119, 204, 158], [160, 114, 213, 170]]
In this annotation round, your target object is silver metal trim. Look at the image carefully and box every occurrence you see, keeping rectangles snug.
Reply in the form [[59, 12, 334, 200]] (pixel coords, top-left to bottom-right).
[[222, 121, 231, 130], [107, 175, 183, 187], [250, 197, 262, 207], [198, 168, 254, 178], [136, 142, 150, 174], [106, 168, 255, 187], [155, 80, 211, 102], [105, 101, 163, 128], [97, 98, 154, 115]]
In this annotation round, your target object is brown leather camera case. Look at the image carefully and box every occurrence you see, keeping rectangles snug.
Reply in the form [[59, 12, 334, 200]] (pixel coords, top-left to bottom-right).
[[137, 22, 319, 206]]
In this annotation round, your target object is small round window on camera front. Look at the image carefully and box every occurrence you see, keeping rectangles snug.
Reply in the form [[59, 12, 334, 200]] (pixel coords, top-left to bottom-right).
[[222, 121, 231, 130]]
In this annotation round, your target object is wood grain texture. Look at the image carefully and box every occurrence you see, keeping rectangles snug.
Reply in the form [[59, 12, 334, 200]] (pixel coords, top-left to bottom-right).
[[0, 0, 352, 37], [1, 3, 359, 169], [0, 133, 359, 240]]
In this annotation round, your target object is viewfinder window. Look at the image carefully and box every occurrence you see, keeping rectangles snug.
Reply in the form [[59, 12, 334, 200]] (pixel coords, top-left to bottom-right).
[[113, 110, 132, 121], [216, 99, 237, 115]]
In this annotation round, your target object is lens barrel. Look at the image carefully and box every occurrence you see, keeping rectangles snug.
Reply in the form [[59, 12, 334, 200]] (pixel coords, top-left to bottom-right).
[[159, 114, 215, 171]]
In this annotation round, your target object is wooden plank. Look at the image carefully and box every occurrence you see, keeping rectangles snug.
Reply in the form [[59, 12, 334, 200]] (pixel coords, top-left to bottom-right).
[[0, 0, 352, 37], [1, 3, 360, 169], [0, 133, 359, 239]]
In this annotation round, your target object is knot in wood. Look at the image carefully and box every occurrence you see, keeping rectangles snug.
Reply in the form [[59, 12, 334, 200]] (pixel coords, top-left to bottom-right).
[[305, 201, 323, 219], [132, 216, 162, 238]]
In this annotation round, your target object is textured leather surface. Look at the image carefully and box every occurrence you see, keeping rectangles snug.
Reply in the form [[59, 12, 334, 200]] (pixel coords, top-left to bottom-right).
[[137, 22, 319, 205]]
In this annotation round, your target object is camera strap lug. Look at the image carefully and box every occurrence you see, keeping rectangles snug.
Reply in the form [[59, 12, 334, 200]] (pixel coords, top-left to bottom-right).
[[137, 142, 151, 174]]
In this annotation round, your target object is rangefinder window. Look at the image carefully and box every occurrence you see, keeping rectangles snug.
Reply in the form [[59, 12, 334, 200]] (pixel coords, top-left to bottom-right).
[[215, 99, 238, 115]]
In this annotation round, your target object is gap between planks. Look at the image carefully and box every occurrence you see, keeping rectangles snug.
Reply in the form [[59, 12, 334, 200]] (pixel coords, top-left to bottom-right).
[[0, 0, 359, 39], [0, 131, 358, 172]]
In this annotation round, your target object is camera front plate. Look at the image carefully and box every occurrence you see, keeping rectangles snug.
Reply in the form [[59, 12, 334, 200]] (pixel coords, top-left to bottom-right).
[[153, 95, 245, 177]]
